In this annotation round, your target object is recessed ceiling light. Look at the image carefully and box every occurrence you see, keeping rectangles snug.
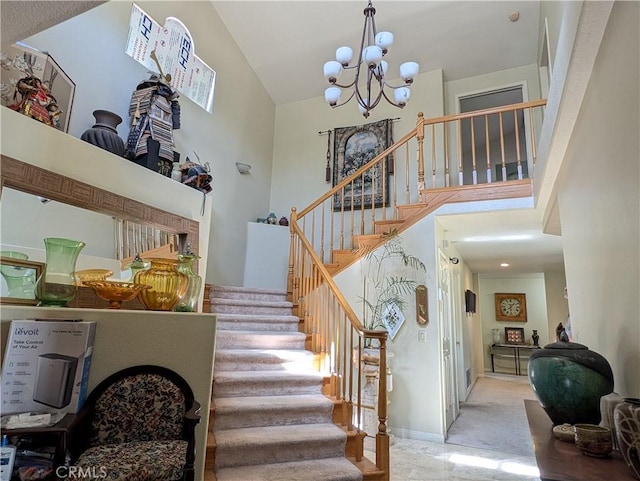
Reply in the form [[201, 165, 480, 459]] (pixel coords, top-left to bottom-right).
[[500, 263, 510, 267]]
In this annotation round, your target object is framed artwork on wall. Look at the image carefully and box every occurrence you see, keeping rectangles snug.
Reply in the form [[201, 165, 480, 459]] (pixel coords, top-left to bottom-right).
[[494, 292, 527, 322], [332, 119, 392, 211]]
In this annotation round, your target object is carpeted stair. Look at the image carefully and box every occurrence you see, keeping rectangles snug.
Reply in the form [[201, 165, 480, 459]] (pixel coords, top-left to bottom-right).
[[210, 285, 363, 481]]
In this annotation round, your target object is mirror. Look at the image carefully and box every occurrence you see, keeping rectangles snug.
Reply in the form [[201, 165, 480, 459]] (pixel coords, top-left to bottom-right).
[[0, 154, 198, 264]]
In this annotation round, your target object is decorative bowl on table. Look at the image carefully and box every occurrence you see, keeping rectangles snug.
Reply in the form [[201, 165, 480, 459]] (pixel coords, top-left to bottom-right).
[[574, 423, 613, 457], [82, 280, 150, 309], [75, 269, 114, 286]]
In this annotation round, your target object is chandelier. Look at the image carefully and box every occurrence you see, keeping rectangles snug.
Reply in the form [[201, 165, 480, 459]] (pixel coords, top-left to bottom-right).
[[323, 0, 419, 118]]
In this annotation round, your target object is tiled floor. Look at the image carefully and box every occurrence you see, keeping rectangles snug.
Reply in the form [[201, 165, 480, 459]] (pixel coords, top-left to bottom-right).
[[383, 437, 541, 481]]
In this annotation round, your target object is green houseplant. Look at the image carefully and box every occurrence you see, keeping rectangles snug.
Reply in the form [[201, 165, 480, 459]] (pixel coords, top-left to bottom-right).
[[359, 230, 426, 336]]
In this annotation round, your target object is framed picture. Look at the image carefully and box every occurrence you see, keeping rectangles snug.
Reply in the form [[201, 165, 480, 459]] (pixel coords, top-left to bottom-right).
[[381, 301, 405, 340], [465, 289, 477, 314], [416, 284, 428, 325], [504, 327, 525, 345], [494, 292, 527, 322], [0, 42, 76, 132], [0, 257, 44, 305], [332, 119, 392, 210]]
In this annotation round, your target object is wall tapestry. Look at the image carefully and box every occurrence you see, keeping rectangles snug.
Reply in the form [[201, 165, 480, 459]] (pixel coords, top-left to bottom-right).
[[332, 118, 392, 210]]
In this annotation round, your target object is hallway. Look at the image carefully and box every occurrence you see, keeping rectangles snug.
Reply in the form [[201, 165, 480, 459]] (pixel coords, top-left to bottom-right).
[[384, 374, 541, 480]]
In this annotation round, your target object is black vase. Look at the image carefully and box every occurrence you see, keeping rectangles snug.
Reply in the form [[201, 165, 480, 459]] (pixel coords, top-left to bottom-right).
[[528, 340, 614, 425], [81, 109, 125, 157]]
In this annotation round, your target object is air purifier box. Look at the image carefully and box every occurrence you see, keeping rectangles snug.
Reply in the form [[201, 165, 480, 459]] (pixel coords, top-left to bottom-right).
[[1, 320, 96, 415]]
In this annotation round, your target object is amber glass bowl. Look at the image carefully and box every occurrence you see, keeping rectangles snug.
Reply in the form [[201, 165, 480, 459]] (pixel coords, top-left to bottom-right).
[[83, 280, 150, 309], [75, 269, 114, 286]]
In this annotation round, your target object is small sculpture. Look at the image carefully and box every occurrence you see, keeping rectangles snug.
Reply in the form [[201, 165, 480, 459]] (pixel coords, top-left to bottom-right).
[[279, 216, 289, 226], [532, 329, 539, 347]]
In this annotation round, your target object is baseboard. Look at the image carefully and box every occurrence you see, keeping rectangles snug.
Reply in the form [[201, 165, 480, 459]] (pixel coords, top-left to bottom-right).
[[389, 427, 445, 443]]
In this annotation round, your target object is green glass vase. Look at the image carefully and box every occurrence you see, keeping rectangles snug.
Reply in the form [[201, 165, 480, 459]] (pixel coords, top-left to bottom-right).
[[0, 250, 36, 299], [173, 252, 202, 312], [35, 238, 86, 307]]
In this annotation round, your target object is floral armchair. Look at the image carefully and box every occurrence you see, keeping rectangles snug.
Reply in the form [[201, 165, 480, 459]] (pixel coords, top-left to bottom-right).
[[68, 365, 200, 481]]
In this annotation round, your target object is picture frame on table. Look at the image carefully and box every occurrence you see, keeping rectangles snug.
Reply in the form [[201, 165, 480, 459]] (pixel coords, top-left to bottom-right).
[[504, 327, 525, 345], [0, 257, 44, 305]]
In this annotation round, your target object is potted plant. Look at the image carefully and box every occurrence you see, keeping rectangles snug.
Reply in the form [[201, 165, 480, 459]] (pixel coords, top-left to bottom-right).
[[359, 229, 426, 340]]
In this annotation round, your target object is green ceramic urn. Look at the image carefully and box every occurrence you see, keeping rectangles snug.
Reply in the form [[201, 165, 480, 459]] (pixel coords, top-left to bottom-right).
[[527, 340, 614, 425]]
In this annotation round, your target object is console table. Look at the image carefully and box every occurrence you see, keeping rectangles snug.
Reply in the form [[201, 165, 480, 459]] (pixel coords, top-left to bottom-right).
[[525, 399, 635, 481], [490, 343, 540, 375]]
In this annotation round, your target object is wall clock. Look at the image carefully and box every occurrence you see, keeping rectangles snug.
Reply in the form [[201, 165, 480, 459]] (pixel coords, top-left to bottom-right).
[[494, 293, 527, 322]]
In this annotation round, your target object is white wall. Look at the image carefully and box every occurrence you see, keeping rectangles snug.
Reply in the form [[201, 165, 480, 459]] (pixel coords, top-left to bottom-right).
[[243, 222, 289, 289], [478, 275, 550, 372], [544, 270, 569, 342], [554, 1, 639, 397], [10, 1, 276, 287]]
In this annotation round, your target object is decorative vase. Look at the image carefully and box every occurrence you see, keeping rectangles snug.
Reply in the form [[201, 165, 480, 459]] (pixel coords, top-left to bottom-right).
[[600, 392, 624, 451], [134, 258, 188, 311], [527, 340, 614, 425], [614, 398, 640, 479], [491, 328, 501, 344], [35, 237, 86, 307], [80, 109, 125, 157], [0, 250, 36, 299], [127, 253, 151, 282], [173, 251, 202, 312]]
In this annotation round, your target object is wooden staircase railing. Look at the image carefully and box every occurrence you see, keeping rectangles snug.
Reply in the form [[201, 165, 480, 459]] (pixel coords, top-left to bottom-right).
[[288, 213, 390, 480], [287, 99, 546, 480]]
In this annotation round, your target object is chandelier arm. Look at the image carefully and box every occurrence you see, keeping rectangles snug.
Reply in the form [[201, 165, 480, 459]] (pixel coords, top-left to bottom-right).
[[331, 90, 357, 109]]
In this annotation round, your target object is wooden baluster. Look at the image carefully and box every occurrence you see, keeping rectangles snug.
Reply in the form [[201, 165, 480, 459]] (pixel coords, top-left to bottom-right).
[[457, 119, 463, 186], [311, 210, 316, 254], [371, 163, 377, 228], [514, 109, 522, 179], [416, 112, 425, 201], [431, 124, 437, 189], [485, 114, 492, 183], [471, 116, 477, 185], [377, 335, 389, 478], [528, 107, 538, 164], [444, 122, 450, 187], [405, 145, 410, 205], [320, 204, 325, 263], [340, 189, 345, 250], [360, 174, 365, 236], [328, 200, 335, 261], [499, 112, 506, 181], [381, 156, 387, 221]]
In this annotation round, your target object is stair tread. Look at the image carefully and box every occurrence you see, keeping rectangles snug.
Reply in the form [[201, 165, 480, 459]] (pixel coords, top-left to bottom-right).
[[215, 394, 333, 411], [217, 330, 306, 337], [212, 285, 287, 296], [215, 423, 346, 445], [212, 297, 293, 307], [216, 313, 299, 322], [215, 370, 323, 382], [215, 457, 362, 481]]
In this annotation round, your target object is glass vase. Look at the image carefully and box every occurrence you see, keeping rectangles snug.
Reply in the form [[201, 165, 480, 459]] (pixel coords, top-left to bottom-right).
[[174, 252, 202, 312], [35, 238, 86, 307], [134, 258, 188, 311], [0, 251, 37, 299]]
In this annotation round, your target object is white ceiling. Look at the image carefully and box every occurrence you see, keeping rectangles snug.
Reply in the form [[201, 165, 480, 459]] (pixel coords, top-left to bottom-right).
[[3, 0, 563, 276]]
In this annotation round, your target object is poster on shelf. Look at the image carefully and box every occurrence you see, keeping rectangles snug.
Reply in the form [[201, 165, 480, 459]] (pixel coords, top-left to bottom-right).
[[125, 3, 216, 113]]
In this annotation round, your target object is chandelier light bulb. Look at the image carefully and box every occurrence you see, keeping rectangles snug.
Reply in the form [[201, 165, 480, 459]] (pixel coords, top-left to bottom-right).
[[394, 87, 411, 106], [400, 62, 419, 83], [336, 46, 353, 66], [375, 31, 394, 51], [362, 45, 383, 67], [380, 60, 388, 76], [323, 61, 343, 82], [325, 87, 342, 106], [358, 103, 370, 118]]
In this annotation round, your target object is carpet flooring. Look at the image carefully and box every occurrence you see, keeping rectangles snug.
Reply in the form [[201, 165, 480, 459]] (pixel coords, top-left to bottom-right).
[[445, 374, 537, 457]]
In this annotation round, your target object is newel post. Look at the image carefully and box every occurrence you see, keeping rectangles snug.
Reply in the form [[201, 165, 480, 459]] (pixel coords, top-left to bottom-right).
[[416, 112, 426, 203], [377, 333, 390, 480], [287, 207, 297, 305]]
